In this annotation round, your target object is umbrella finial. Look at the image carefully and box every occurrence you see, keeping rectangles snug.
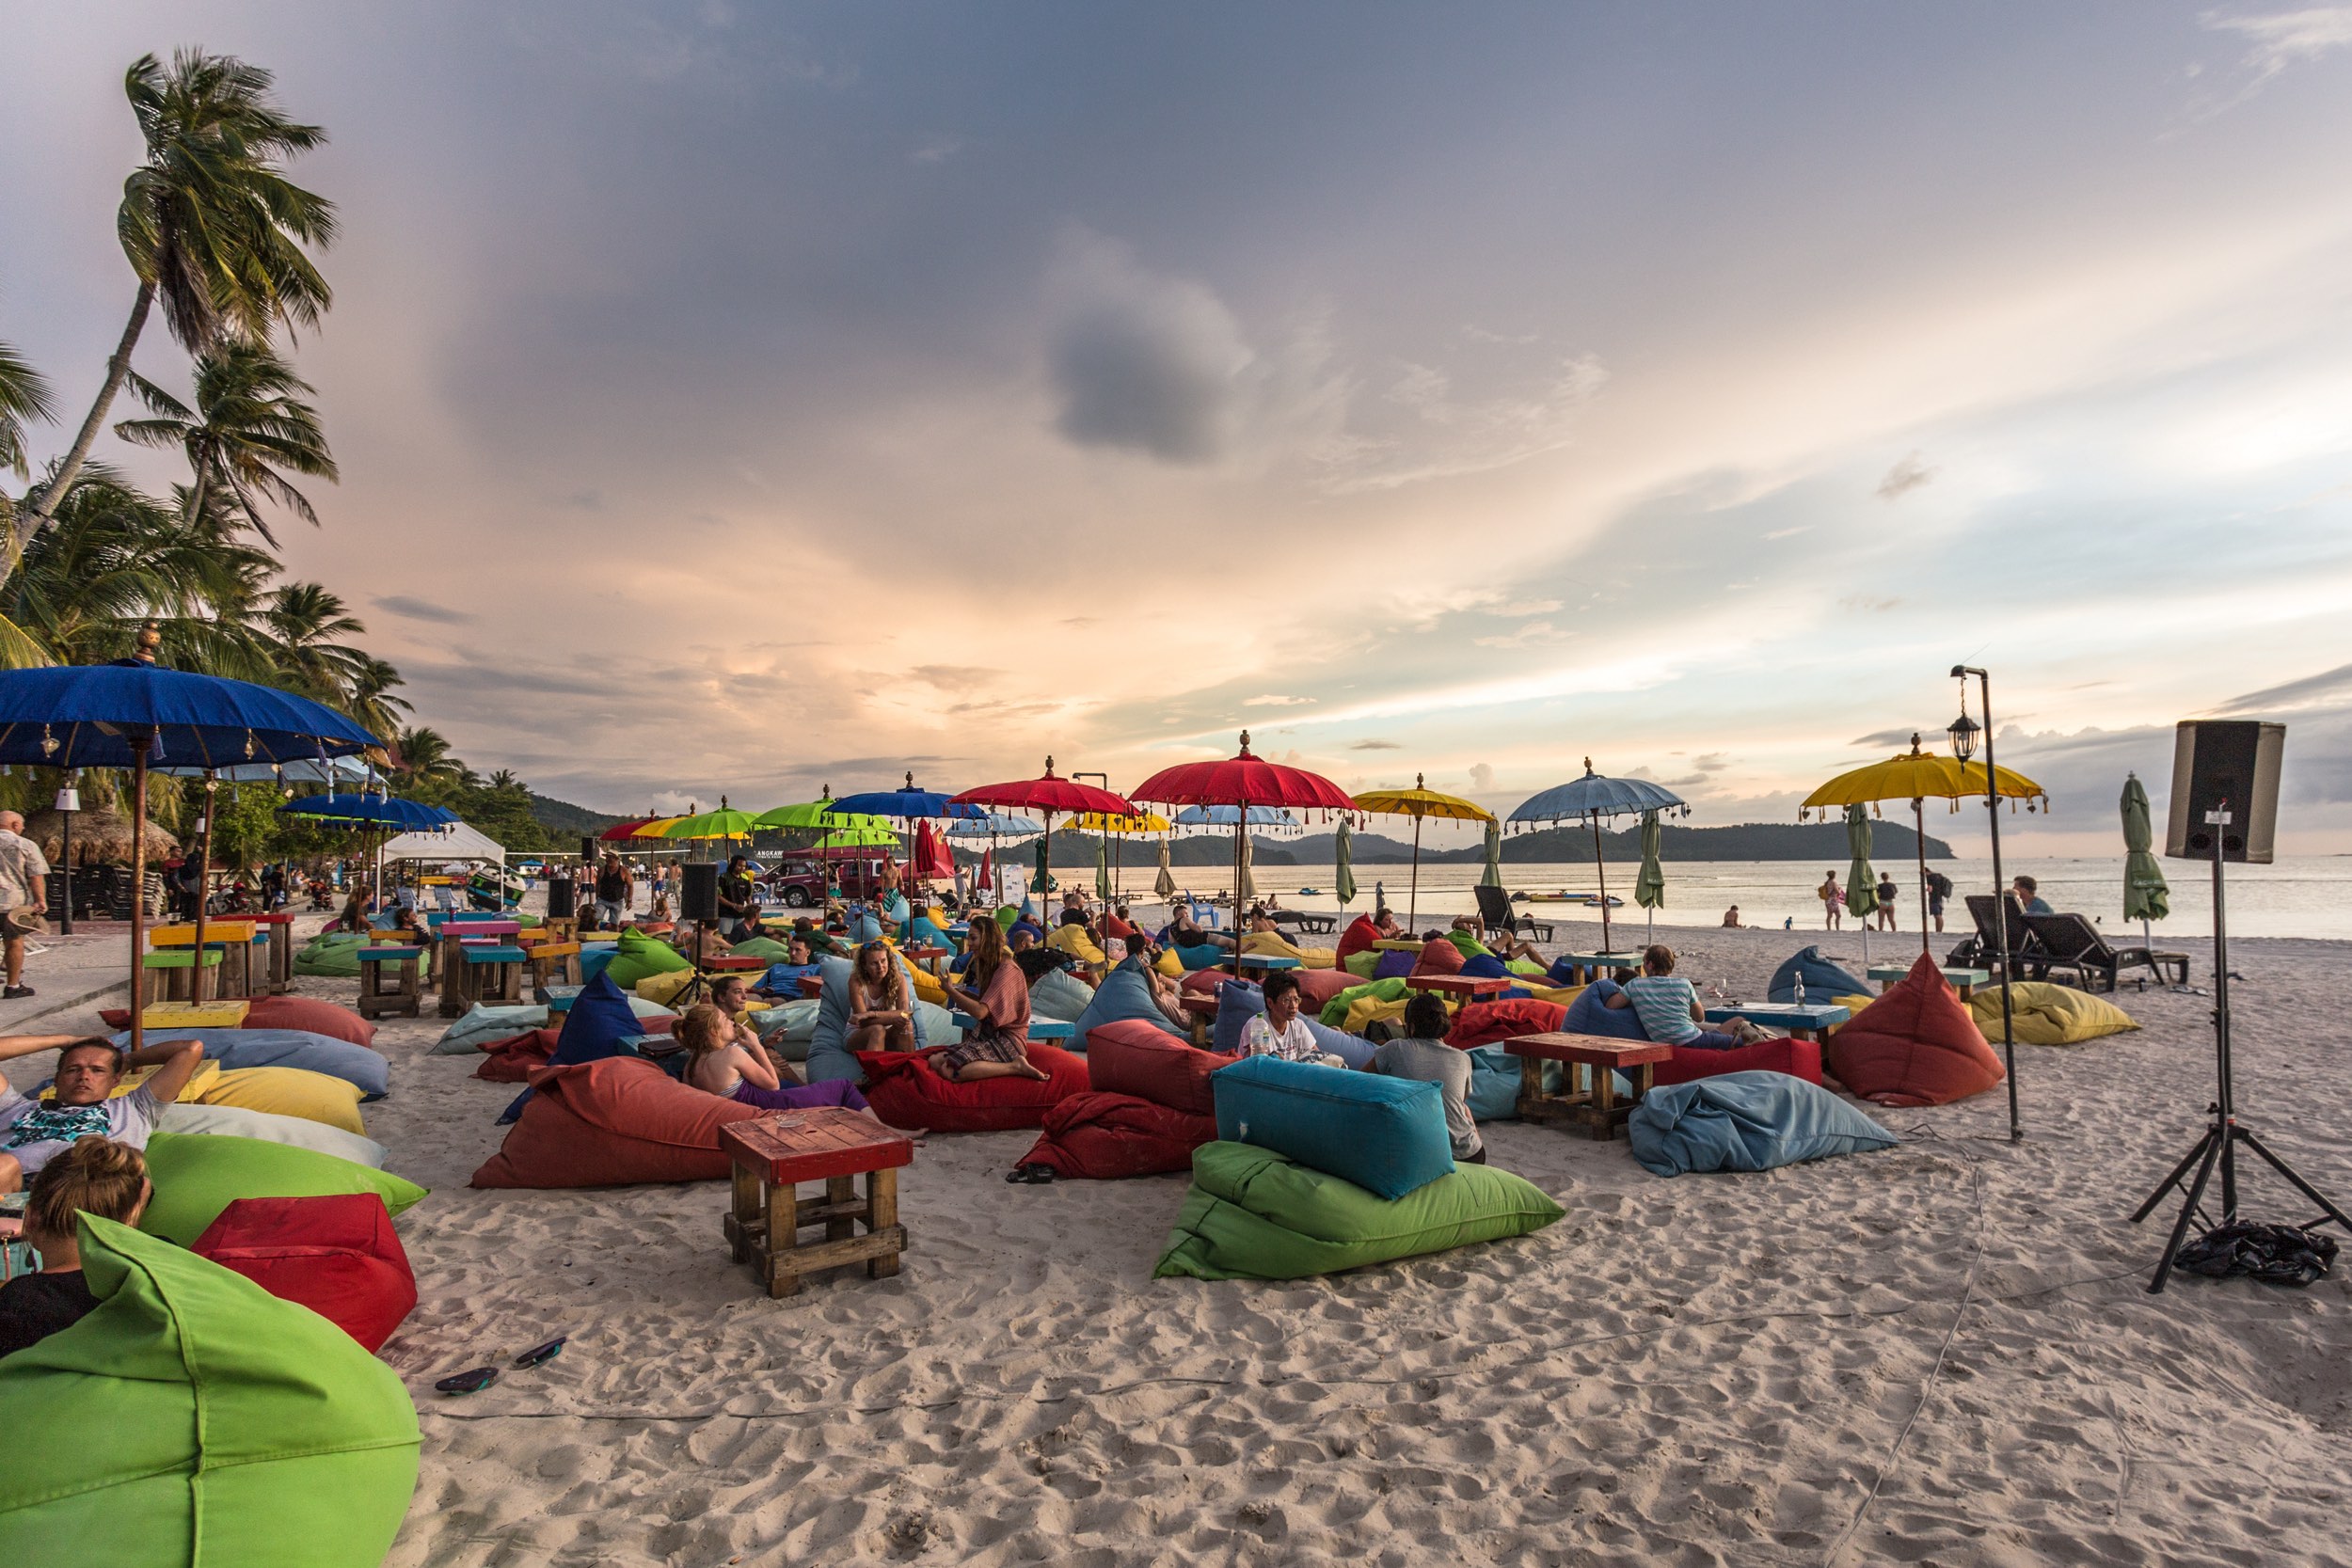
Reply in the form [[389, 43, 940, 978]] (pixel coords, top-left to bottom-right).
[[903, 770, 914, 791], [1043, 754, 1056, 776], [1909, 733, 1923, 754], [1238, 730, 1252, 754], [1416, 772, 1425, 788], [135, 620, 161, 664], [1582, 756, 1595, 775]]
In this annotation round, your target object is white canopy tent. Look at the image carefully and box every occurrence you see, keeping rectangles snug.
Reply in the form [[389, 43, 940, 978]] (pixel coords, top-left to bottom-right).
[[382, 820, 506, 864]]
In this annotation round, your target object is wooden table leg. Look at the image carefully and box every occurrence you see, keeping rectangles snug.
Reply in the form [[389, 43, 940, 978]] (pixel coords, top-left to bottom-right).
[[824, 1175, 857, 1245], [1516, 1052, 1544, 1118], [765, 1177, 802, 1298], [727, 1160, 759, 1264], [866, 1167, 900, 1279], [1590, 1061, 1618, 1140]]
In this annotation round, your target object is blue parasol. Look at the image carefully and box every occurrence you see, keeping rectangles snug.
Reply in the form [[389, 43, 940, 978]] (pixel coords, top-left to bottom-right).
[[278, 795, 458, 830], [828, 771, 985, 823], [946, 811, 1044, 838], [1173, 804, 1299, 830], [1507, 758, 1690, 951]]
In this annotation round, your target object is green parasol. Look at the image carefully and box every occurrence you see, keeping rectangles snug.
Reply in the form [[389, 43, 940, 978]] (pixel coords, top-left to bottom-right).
[[1334, 816, 1358, 907], [2122, 772, 2169, 941], [1634, 810, 1665, 942], [810, 826, 899, 850], [1033, 834, 1056, 896], [1844, 802, 1879, 961], [1094, 837, 1112, 903]]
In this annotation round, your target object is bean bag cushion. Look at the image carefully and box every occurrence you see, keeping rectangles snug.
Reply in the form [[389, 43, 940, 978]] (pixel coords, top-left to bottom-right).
[[1290, 967, 1357, 1009], [1343, 950, 1380, 979], [0, 1215, 420, 1567], [434, 1003, 549, 1054], [907, 963, 951, 1008], [728, 936, 795, 961], [293, 931, 367, 976], [632, 967, 700, 1007], [1153, 1142, 1565, 1280], [473, 1027, 560, 1083], [580, 946, 619, 984], [1074, 964, 1185, 1039], [1373, 949, 1417, 981], [603, 928, 691, 990], [1046, 924, 1108, 965], [1443, 930, 1493, 960], [1652, 1034, 1824, 1089], [1411, 939, 1466, 977], [1319, 975, 1409, 1027], [1213, 981, 1377, 1068], [1628, 1070, 1900, 1176], [138, 1132, 427, 1247], [1768, 946, 1871, 1006], [1335, 914, 1381, 967], [159, 1101, 387, 1169], [1968, 983, 2141, 1046], [1028, 965, 1096, 1023], [103, 995, 378, 1048], [1446, 998, 1569, 1051], [1086, 1020, 1233, 1114], [1465, 1045, 1526, 1121], [1174, 942, 1227, 972], [473, 1056, 760, 1187], [498, 973, 647, 1122], [1212, 1054, 1453, 1200], [107, 1027, 389, 1101], [853, 1044, 1090, 1132], [1154, 947, 1185, 978], [1826, 951, 2006, 1107], [803, 951, 930, 1085], [192, 1194, 418, 1353], [752, 996, 821, 1056], [1460, 954, 1510, 979], [1342, 995, 1412, 1037], [1561, 979, 1651, 1042], [187, 1066, 367, 1135], [1016, 1092, 1217, 1180]]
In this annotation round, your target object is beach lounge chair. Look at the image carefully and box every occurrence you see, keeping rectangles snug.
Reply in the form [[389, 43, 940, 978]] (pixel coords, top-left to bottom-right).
[[1953, 894, 2042, 978], [1474, 884, 1555, 943], [2020, 912, 2190, 991]]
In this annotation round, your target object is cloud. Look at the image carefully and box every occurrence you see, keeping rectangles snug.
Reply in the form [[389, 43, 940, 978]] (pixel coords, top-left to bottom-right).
[[1468, 763, 1496, 791], [1838, 594, 1900, 612], [1850, 728, 1925, 749], [1244, 693, 1311, 707], [909, 664, 1002, 694], [1348, 738, 1403, 751], [1876, 453, 1936, 499], [1497, 598, 1562, 616], [2210, 658, 2352, 714], [1472, 619, 1571, 649], [373, 594, 474, 626], [910, 135, 962, 165], [1762, 526, 1812, 541], [1319, 354, 1608, 494], [2204, 8, 2352, 95]]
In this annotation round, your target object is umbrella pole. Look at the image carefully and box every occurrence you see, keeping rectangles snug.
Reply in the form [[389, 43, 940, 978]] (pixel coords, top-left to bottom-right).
[[191, 771, 215, 1001], [1592, 817, 1613, 952], [56, 781, 72, 936], [1915, 799, 1931, 959], [129, 746, 150, 1056], [1408, 816, 1422, 933]]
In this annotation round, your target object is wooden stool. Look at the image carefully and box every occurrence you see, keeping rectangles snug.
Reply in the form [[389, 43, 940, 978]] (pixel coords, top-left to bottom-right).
[[248, 911, 298, 994], [527, 941, 583, 990], [442, 943, 527, 1016], [720, 1109, 913, 1299], [139, 949, 223, 1005], [358, 947, 425, 1020], [1505, 1031, 1673, 1141]]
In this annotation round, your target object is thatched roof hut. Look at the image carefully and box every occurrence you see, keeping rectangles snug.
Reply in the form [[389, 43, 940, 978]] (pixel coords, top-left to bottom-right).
[[24, 807, 182, 867]]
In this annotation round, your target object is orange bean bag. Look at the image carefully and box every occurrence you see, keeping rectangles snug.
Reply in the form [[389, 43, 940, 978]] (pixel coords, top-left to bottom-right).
[[103, 994, 379, 1048], [1015, 1092, 1217, 1180], [470, 1055, 759, 1187], [1825, 951, 2006, 1107], [192, 1194, 418, 1352], [1445, 998, 1568, 1051], [853, 1044, 1089, 1132], [1411, 938, 1466, 977], [1085, 1019, 1233, 1115]]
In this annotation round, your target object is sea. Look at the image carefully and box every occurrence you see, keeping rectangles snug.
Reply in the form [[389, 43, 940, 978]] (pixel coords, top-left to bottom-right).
[[1052, 857, 2352, 942]]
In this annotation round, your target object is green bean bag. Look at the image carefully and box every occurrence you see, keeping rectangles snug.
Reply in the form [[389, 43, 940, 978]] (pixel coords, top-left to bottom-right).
[[728, 936, 796, 961], [0, 1215, 421, 1566], [1319, 975, 1409, 1027], [292, 930, 368, 977], [1153, 1141, 1565, 1280], [137, 1131, 427, 1247], [1343, 950, 1380, 979], [604, 928, 691, 990]]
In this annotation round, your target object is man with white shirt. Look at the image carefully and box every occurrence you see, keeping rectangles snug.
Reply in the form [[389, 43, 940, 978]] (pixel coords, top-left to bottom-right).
[[0, 811, 51, 999]]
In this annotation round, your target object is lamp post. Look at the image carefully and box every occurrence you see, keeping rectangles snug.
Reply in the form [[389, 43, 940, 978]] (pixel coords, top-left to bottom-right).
[[54, 782, 79, 934], [1948, 665, 2021, 1142]]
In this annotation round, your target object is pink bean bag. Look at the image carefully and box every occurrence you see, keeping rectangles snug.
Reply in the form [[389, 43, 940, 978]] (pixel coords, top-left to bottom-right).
[[1085, 1019, 1233, 1115], [854, 1044, 1090, 1132], [191, 1193, 417, 1352], [1825, 951, 2005, 1106], [1411, 938, 1466, 977], [471, 1055, 759, 1187], [1446, 998, 1568, 1051], [1016, 1092, 1217, 1180], [103, 994, 379, 1048]]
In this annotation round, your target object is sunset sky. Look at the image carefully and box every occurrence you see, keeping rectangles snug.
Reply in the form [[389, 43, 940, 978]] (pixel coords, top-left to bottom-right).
[[8, 3, 2352, 852]]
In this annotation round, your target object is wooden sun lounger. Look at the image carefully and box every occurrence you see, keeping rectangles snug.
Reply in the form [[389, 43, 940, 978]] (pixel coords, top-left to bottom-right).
[[2021, 912, 2190, 991]]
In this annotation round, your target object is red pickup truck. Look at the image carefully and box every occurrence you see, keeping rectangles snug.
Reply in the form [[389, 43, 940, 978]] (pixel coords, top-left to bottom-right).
[[761, 854, 895, 907]]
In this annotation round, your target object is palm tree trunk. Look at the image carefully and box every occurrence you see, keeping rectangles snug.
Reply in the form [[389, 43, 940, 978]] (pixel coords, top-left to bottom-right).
[[18, 282, 155, 549], [184, 468, 210, 530]]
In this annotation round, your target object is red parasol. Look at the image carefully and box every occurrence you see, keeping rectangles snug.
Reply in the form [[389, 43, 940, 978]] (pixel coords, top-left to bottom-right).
[[952, 757, 1136, 910], [909, 819, 955, 882], [597, 816, 655, 842], [975, 847, 995, 898], [1129, 731, 1356, 936]]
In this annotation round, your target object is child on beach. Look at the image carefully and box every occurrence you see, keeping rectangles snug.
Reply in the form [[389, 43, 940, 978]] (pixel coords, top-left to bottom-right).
[[679, 1003, 868, 1114]]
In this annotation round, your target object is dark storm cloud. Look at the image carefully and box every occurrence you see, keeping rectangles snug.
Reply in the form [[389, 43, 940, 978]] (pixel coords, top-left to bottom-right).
[[373, 594, 473, 626]]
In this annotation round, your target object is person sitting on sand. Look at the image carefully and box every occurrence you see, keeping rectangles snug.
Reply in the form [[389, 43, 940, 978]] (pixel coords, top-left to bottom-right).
[[1240, 972, 1343, 1066], [332, 883, 371, 933], [940, 918, 1047, 1083], [1604, 944, 1763, 1051], [678, 1002, 869, 1114], [0, 1034, 205, 1195], [1363, 994, 1485, 1164], [1722, 905, 1743, 928], [846, 942, 915, 1055], [0, 1137, 151, 1359]]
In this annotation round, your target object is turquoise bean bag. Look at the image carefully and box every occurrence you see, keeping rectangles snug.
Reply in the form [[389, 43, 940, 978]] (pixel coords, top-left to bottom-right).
[[1212, 1054, 1453, 1200], [1628, 1070, 1900, 1177]]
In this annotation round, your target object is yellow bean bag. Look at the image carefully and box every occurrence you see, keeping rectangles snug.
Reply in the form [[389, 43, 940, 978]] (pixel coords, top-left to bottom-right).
[[92, 1060, 223, 1101], [1342, 995, 1412, 1035], [1519, 984, 1586, 1007], [1155, 949, 1184, 978], [909, 966, 948, 1006], [1829, 994, 1874, 1035], [187, 1066, 368, 1135], [633, 969, 700, 1007], [1046, 925, 1107, 964], [1969, 983, 2140, 1046]]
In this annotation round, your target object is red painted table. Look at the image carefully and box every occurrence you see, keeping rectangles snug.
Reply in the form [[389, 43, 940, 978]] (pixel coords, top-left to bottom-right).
[[1504, 1031, 1674, 1141], [702, 954, 767, 974], [720, 1109, 914, 1297], [797, 974, 825, 999], [1403, 974, 1514, 1005], [1178, 992, 1219, 1048]]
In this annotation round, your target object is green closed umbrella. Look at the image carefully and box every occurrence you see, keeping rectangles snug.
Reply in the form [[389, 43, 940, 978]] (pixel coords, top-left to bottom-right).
[[2122, 773, 2169, 951], [1236, 830, 1257, 904], [1094, 836, 1112, 903], [1033, 835, 1056, 897], [1480, 816, 1505, 890], [1634, 809, 1665, 942], [1844, 802, 1879, 962], [1334, 817, 1358, 908], [1154, 840, 1178, 902]]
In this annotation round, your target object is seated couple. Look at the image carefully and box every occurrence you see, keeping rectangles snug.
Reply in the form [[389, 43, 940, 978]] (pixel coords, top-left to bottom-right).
[[1240, 982, 1486, 1165], [677, 979, 867, 1115], [1605, 945, 1765, 1050]]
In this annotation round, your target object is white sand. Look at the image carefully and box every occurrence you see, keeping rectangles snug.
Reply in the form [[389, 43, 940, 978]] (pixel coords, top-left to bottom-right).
[[12, 917, 2352, 1565]]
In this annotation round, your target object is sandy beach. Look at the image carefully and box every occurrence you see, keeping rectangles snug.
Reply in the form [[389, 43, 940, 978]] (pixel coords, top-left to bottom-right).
[[11, 915, 2346, 1566]]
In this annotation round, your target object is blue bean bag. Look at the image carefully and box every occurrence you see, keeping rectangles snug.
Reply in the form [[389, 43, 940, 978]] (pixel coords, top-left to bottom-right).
[[1627, 1070, 1900, 1177], [847, 910, 884, 944], [1211, 1054, 1454, 1200], [1465, 1045, 1523, 1121], [1561, 979, 1649, 1042], [1768, 946, 1870, 1006], [1174, 942, 1227, 973], [1075, 963, 1184, 1041], [1211, 981, 1376, 1069], [803, 951, 928, 1085], [1028, 966, 1096, 1024], [1374, 949, 1417, 981], [1459, 954, 1510, 980], [580, 946, 619, 984], [107, 1028, 388, 1101], [497, 974, 645, 1125]]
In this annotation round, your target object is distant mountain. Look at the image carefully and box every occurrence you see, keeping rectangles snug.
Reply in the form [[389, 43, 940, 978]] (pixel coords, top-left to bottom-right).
[[1284, 820, 1954, 863], [530, 794, 630, 845]]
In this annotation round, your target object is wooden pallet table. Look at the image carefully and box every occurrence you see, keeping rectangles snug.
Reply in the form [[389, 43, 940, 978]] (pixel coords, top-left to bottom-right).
[[720, 1109, 914, 1299], [1505, 1031, 1673, 1141]]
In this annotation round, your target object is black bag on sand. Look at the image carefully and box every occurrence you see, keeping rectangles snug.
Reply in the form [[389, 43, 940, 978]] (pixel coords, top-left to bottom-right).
[[2174, 1221, 2339, 1287]]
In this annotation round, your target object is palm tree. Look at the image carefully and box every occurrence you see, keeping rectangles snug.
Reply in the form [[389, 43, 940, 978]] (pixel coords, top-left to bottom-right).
[[0, 342, 52, 483], [341, 656, 412, 743], [487, 768, 521, 791], [392, 725, 465, 782], [116, 340, 337, 546], [21, 50, 335, 547], [260, 581, 369, 699]]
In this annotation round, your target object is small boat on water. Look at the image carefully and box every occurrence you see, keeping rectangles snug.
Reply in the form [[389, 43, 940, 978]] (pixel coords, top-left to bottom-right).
[[1516, 890, 1623, 907], [1295, 886, 1322, 896]]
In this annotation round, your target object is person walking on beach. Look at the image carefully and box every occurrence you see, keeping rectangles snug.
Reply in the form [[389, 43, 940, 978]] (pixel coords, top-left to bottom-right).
[[0, 812, 49, 1000], [1818, 871, 1843, 929], [1875, 872, 1899, 931], [593, 854, 631, 929], [1925, 868, 1952, 932]]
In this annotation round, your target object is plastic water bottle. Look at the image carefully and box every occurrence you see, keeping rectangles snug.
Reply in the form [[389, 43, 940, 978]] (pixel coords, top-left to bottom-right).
[[1794, 974, 1805, 1007]]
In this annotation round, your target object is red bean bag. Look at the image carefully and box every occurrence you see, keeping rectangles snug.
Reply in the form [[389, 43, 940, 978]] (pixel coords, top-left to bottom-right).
[[1824, 951, 2005, 1107], [1653, 1034, 1824, 1088], [103, 994, 379, 1048], [191, 1193, 418, 1352], [1016, 1092, 1217, 1180], [853, 1044, 1089, 1132], [1335, 913, 1381, 967], [470, 1055, 759, 1187], [1085, 1019, 1233, 1115], [473, 1028, 559, 1083], [1411, 938, 1466, 977], [1290, 968, 1356, 1009], [1178, 968, 1228, 997], [1446, 998, 1568, 1051]]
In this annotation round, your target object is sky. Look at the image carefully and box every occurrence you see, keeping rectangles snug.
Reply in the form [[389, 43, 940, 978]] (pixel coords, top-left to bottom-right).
[[7, 2, 2352, 854]]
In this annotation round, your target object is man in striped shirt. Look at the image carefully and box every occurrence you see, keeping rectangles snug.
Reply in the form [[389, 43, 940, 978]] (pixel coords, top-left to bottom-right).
[[1603, 944, 1763, 1050]]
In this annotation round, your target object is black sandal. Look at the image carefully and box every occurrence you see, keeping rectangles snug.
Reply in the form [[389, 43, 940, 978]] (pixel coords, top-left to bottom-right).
[[1005, 1164, 1057, 1184]]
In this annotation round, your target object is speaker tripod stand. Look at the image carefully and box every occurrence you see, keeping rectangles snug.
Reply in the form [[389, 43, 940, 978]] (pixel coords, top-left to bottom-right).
[[2133, 804, 2349, 1292]]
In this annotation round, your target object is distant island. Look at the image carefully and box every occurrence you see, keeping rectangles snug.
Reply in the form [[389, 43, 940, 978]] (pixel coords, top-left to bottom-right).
[[975, 819, 1955, 869]]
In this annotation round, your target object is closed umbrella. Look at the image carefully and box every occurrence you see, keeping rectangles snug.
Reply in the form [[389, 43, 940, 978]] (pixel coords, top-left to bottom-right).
[[908, 819, 955, 883], [1236, 828, 1257, 904], [1845, 802, 1879, 963], [1153, 840, 1177, 902], [1634, 810, 1665, 942], [1507, 759, 1688, 952], [1481, 816, 1506, 890], [1033, 834, 1055, 900], [2122, 772, 2169, 952], [1334, 817, 1358, 908], [1351, 774, 1494, 931], [1094, 837, 1112, 903]]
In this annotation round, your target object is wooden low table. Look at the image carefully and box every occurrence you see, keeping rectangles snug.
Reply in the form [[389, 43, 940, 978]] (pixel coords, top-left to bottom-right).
[[1371, 939, 1425, 953], [247, 911, 297, 994], [1505, 1031, 1673, 1140], [904, 944, 951, 975], [1867, 963, 1990, 999], [1553, 952, 1644, 983], [1404, 974, 1514, 1005], [1178, 992, 1218, 1048], [143, 1000, 248, 1029], [720, 1109, 914, 1299], [358, 946, 425, 1020], [701, 954, 768, 974], [1702, 1002, 1851, 1040]]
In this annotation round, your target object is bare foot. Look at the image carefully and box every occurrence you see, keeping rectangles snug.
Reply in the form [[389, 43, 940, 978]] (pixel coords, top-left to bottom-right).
[[1016, 1060, 1050, 1081]]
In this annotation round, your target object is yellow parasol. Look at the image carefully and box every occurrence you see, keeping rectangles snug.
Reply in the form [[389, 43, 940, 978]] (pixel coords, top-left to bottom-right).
[[1061, 810, 1170, 904], [1351, 773, 1494, 930], [1802, 734, 2047, 957]]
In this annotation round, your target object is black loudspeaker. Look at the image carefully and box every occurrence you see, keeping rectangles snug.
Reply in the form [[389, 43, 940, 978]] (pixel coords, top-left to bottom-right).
[[2167, 721, 2283, 863], [680, 862, 720, 922], [546, 877, 576, 920], [580, 835, 599, 865]]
